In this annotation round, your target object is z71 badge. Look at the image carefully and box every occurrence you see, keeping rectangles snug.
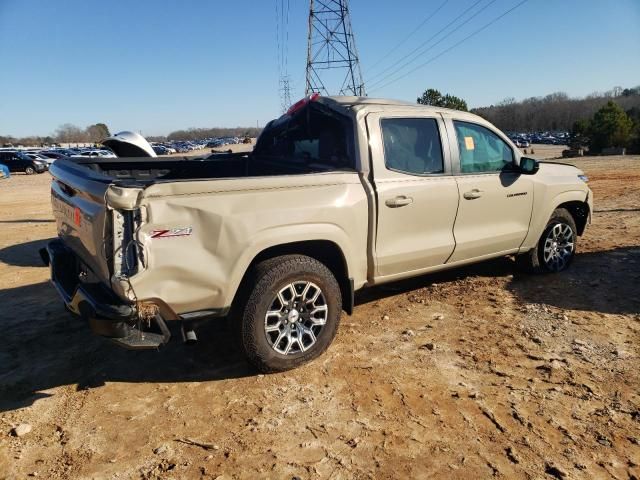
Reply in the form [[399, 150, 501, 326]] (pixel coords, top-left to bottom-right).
[[151, 227, 193, 238]]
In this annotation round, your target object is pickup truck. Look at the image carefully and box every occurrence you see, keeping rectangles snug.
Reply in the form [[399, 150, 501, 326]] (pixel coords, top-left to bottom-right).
[[42, 95, 593, 372]]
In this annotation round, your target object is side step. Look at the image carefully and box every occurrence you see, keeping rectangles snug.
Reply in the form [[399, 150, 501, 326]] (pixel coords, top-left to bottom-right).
[[110, 314, 171, 350]]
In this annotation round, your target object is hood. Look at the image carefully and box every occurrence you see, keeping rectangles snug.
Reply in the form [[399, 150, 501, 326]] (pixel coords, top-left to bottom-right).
[[537, 161, 584, 176], [102, 131, 157, 158]]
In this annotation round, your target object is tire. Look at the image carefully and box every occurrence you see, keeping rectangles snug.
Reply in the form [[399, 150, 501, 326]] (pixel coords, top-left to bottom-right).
[[516, 207, 577, 273], [25, 166, 35, 175], [238, 254, 342, 373]]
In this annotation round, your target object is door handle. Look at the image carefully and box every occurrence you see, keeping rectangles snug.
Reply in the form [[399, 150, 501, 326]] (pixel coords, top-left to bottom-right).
[[385, 195, 413, 208], [463, 189, 483, 200]]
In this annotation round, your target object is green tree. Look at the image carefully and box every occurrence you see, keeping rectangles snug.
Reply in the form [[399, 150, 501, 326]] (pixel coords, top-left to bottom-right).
[[417, 88, 468, 111], [627, 107, 640, 153], [588, 101, 633, 152]]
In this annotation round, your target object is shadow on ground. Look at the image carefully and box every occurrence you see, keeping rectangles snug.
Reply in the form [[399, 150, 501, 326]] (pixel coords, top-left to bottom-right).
[[0, 238, 53, 267], [1, 244, 638, 412]]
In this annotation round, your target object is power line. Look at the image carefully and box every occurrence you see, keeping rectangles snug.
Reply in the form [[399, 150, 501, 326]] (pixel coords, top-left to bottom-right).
[[368, 0, 500, 90], [367, 0, 449, 73], [368, 0, 529, 94], [367, 0, 486, 84]]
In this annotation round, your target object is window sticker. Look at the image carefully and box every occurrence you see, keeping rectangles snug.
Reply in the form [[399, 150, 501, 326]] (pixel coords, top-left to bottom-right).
[[464, 136, 475, 150]]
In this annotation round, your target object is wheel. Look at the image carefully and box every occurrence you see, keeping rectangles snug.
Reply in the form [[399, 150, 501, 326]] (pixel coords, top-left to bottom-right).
[[238, 255, 342, 373], [25, 166, 35, 175], [516, 208, 577, 273]]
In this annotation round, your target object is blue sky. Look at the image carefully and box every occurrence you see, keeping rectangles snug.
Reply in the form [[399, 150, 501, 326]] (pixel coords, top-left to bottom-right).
[[1, 0, 639, 137]]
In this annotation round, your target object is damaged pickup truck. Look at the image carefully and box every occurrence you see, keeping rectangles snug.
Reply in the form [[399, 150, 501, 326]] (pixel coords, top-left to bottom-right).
[[43, 95, 593, 372]]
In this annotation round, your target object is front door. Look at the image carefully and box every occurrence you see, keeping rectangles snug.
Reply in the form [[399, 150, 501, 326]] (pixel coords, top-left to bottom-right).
[[367, 113, 459, 278], [446, 118, 533, 263]]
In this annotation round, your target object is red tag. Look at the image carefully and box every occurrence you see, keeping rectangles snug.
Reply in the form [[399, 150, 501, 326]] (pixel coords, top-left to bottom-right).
[[74, 207, 82, 227]]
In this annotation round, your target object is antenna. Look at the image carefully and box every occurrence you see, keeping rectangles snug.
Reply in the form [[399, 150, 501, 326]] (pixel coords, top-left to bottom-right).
[[306, 0, 365, 96]]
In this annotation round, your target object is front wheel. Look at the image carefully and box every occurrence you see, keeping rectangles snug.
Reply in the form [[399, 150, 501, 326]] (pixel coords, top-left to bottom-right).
[[239, 255, 342, 373], [25, 166, 36, 175], [516, 208, 577, 273]]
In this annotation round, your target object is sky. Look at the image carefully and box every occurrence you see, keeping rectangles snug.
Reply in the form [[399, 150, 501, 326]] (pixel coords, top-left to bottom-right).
[[1, 0, 639, 137]]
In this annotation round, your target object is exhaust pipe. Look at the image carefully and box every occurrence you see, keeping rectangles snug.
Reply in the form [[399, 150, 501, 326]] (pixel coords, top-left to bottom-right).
[[181, 323, 198, 345]]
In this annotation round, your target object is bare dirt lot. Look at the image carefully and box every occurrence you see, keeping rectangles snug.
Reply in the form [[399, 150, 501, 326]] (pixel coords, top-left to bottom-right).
[[1, 148, 639, 479]]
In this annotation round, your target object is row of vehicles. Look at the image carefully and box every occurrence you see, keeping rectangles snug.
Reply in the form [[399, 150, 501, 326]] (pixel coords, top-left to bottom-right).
[[150, 137, 247, 156], [506, 131, 570, 147], [0, 147, 116, 175]]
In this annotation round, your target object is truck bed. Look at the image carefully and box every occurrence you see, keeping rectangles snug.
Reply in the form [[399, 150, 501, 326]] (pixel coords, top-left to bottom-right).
[[58, 152, 352, 186]]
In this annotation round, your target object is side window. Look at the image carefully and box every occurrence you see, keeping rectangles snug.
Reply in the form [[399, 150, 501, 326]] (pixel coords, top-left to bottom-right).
[[381, 118, 444, 175], [453, 121, 513, 173]]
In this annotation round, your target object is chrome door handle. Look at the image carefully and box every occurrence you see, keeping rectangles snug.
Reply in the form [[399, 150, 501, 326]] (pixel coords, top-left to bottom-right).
[[463, 189, 483, 200], [385, 195, 413, 208]]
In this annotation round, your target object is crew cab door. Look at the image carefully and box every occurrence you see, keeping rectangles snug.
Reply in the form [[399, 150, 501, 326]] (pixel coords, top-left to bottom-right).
[[444, 116, 534, 262], [367, 112, 459, 278]]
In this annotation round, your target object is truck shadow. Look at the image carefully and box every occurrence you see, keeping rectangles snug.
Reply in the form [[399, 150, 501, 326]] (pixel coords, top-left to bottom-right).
[[356, 245, 640, 316], [0, 281, 253, 412], [1, 245, 637, 412], [0, 238, 53, 267]]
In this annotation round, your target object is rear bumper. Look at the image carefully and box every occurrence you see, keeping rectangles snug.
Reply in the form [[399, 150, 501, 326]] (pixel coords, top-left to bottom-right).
[[41, 239, 136, 337]]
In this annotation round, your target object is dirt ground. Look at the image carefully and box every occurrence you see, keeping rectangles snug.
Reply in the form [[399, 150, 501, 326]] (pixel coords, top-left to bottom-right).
[[0, 147, 639, 479]]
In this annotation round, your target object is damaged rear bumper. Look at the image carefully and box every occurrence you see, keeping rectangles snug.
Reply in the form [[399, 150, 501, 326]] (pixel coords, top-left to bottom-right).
[[41, 239, 170, 349]]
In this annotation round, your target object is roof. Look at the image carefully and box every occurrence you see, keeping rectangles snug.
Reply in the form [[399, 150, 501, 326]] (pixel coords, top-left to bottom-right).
[[318, 95, 467, 117]]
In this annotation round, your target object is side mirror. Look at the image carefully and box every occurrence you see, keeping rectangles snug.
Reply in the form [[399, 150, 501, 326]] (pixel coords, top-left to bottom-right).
[[519, 157, 539, 175]]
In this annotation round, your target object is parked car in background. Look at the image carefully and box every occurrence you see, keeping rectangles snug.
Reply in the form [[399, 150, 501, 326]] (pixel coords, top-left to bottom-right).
[[71, 149, 117, 158], [25, 152, 55, 167], [514, 138, 530, 148], [39, 151, 69, 160], [0, 151, 47, 174], [152, 145, 171, 155], [0, 164, 10, 180]]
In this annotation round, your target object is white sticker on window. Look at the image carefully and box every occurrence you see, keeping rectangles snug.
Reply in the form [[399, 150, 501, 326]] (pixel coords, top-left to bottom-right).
[[464, 136, 475, 150]]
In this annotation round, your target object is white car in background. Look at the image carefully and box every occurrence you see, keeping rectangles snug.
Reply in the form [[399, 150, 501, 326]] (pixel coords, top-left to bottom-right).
[[25, 152, 55, 167], [71, 149, 117, 158]]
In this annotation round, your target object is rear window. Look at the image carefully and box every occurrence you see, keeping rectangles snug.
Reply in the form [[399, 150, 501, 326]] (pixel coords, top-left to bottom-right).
[[255, 104, 353, 169]]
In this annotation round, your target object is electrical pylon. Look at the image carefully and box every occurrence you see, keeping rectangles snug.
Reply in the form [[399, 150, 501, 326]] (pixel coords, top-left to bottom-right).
[[305, 0, 366, 97]]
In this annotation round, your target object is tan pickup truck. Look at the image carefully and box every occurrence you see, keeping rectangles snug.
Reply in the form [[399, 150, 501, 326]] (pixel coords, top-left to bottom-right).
[[42, 95, 593, 372]]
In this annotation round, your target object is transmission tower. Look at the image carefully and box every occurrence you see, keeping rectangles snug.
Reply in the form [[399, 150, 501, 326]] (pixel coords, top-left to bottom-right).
[[279, 75, 293, 113], [306, 0, 366, 97]]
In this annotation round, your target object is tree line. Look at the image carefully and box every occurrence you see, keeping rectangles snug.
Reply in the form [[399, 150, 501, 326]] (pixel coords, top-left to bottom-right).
[[1, 123, 111, 147], [1, 124, 262, 147], [470, 86, 640, 133]]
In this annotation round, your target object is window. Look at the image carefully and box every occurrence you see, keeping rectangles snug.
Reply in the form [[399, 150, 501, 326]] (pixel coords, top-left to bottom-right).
[[255, 104, 352, 170], [453, 121, 513, 173], [381, 118, 444, 175]]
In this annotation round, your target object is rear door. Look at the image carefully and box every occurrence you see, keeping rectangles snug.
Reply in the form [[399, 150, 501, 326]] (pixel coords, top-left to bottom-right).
[[367, 111, 459, 278], [444, 117, 533, 262]]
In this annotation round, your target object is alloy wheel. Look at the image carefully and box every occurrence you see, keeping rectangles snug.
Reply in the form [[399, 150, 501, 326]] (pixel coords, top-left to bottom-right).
[[264, 281, 328, 355], [542, 222, 575, 272]]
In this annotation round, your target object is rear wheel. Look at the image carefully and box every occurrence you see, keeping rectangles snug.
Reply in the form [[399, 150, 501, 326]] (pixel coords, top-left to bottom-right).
[[238, 255, 342, 373], [25, 166, 36, 175], [516, 208, 577, 273]]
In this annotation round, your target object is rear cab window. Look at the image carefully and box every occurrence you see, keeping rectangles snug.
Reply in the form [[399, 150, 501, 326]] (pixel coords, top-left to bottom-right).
[[453, 121, 513, 173], [380, 118, 445, 175]]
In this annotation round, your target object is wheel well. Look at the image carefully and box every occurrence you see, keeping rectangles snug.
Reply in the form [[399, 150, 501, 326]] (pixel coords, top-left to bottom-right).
[[557, 201, 590, 235], [235, 240, 353, 315]]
